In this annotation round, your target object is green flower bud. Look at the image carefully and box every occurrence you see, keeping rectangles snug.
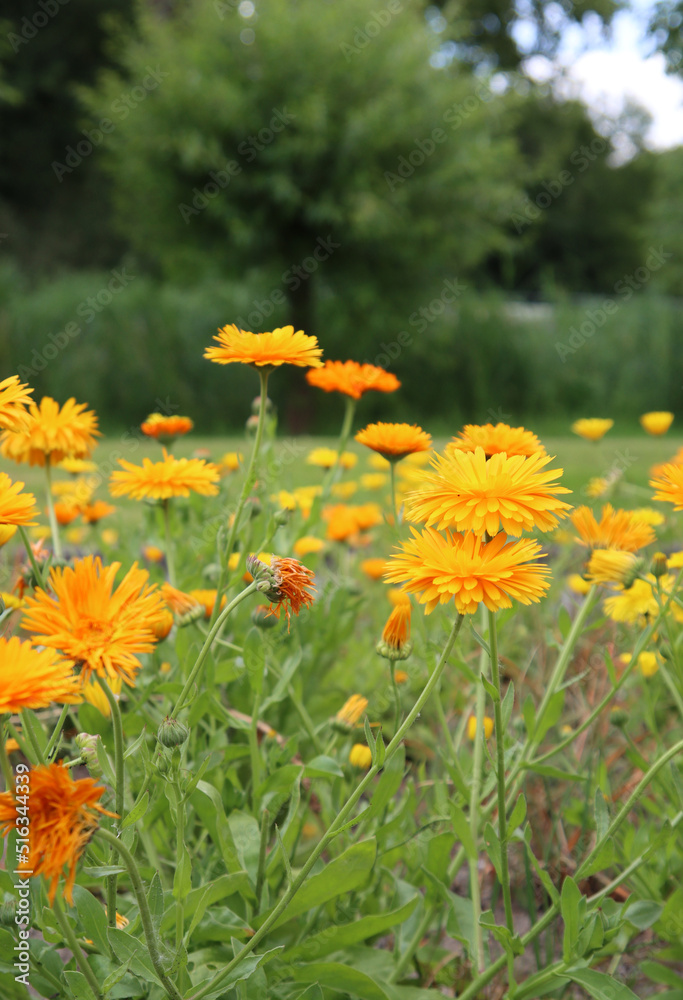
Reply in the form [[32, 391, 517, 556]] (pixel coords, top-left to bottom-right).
[[74, 733, 103, 777], [251, 604, 278, 628], [375, 638, 413, 661], [157, 717, 189, 749]]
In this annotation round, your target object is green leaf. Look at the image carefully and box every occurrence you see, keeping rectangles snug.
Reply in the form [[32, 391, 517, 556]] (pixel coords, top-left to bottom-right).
[[228, 811, 261, 883], [483, 823, 502, 881], [561, 968, 640, 1000], [594, 789, 610, 842], [561, 875, 582, 962], [501, 681, 515, 730], [640, 960, 683, 988], [21, 709, 48, 759], [522, 695, 536, 739], [63, 971, 99, 1000], [123, 728, 148, 760], [101, 958, 134, 996], [508, 794, 527, 831], [303, 755, 345, 779], [283, 897, 419, 961], [108, 928, 163, 987], [625, 899, 664, 930], [581, 837, 615, 877], [121, 790, 149, 830], [83, 865, 126, 878], [191, 782, 241, 875], [95, 740, 117, 788], [359, 745, 405, 825], [162, 872, 252, 934], [535, 689, 565, 743], [558, 605, 572, 640], [256, 838, 377, 930], [173, 839, 192, 900], [147, 871, 164, 938], [479, 910, 524, 957], [72, 885, 109, 955], [290, 962, 392, 1000], [183, 947, 281, 1000], [480, 672, 499, 703], [243, 627, 266, 695], [521, 762, 583, 781], [257, 764, 303, 815], [449, 803, 477, 861]]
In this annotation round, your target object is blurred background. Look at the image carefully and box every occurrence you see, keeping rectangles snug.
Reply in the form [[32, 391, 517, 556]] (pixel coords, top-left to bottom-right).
[[0, 0, 682, 434]]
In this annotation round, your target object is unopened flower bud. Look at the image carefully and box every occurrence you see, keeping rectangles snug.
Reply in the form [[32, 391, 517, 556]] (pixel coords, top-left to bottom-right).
[[651, 552, 668, 578], [251, 604, 278, 628], [176, 604, 206, 627], [274, 507, 291, 527], [251, 394, 274, 416], [375, 638, 413, 661], [610, 705, 629, 728], [157, 717, 189, 748], [75, 733, 103, 777], [245, 495, 262, 519]]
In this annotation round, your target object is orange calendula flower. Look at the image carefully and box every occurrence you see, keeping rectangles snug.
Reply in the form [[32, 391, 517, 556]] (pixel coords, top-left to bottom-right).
[[640, 411, 674, 436], [110, 448, 220, 501], [0, 762, 115, 904], [21, 556, 167, 686], [336, 694, 369, 726], [81, 500, 116, 524], [142, 544, 165, 563], [0, 637, 82, 713], [384, 528, 551, 615], [0, 376, 33, 431], [0, 396, 100, 466], [53, 501, 81, 526], [377, 602, 412, 660], [355, 422, 432, 461], [141, 413, 194, 441], [263, 556, 316, 628], [361, 557, 388, 580], [405, 447, 571, 537], [306, 360, 400, 400], [651, 463, 683, 511], [449, 423, 545, 459], [572, 504, 656, 552], [188, 589, 227, 620], [293, 536, 325, 558], [571, 418, 614, 442], [0, 472, 38, 526], [161, 582, 202, 617], [205, 323, 323, 369]]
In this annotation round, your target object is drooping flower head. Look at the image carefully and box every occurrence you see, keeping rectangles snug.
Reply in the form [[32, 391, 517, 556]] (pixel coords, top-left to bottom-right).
[[448, 423, 545, 458], [188, 589, 227, 620], [0, 637, 82, 713], [377, 602, 412, 660], [651, 463, 683, 511], [109, 448, 220, 501], [306, 360, 400, 400], [384, 528, 551, 615], [336, 694, 369, 727], [0, 375, 34, 432], [0, 762, 115, 903], [571, 418, 614, 442], [0, 396, 100, 467], [355, 422, 432, 461], [572, 504, 656, 552], [0, 472, 38, 526], [586, 549, 642, 586], [205, 324, 323, 370], [640, 411, 674, 436], [261, 556, 316, 628], [21, 556, 167, 686], [404, 447, 571, 537], [141, 413, 194, 442]]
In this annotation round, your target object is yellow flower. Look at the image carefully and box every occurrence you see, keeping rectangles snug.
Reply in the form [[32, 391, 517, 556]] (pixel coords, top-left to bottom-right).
[[567, 573, 591, 595], [331, 481, 358, 500], [0, 396, 100, 466], [571, 418, 614, 442], [367, 454, 391, 470], [637, 651, 659, 677], [355, 422, 432, 461], [651, 463, 683, 511], [81, 501, 116, 524], [586, 549, 640, 585], [640, 411, 674, 436], [449, 423, 545, 458], [572, 504, 656, 552], [0, 524, 17, 546], [81, 675, 123, 716], [0, 472, 38, 526], [361, 473, 388, 491], [272, 490, 297, 510], [394, 669, 408, 684], [630, 507, 665, 527], [261, 556, 316, 629], [293, 536, 325, 558], [189, 590, 227, 620], [142, 544, 165, 563], [667, 551, 683, 569], [604, 578, 658, 623], [404, 447, 571, 537], [388, 588, 411, 607], [586, 477, 609, 498], [307, 448, 357, 470], [467, 715, 494, 740], [349, 744, 373, 769], [220, 451, 243, 474], [0, 637, 82, 714], [205, 324, 323, 369], [160, 661, 172, 674], [0, 589, 23, 609], [100, 529, 118, 547], [0, 375, 34, 432], [336, 694, 368, 726], [385, 528, 551, 615], [58, 458, 98, 475], [110, 448, 220, 501], [306, 360, 399, 399]]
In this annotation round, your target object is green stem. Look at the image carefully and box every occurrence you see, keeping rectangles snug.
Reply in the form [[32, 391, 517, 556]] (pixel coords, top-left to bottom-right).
[[97, 827, 183, 1000], [44, 460, 62, 561], [209, 371, 270, 629], [175, 789, 185, 952], [470, 605, 488, 973], [97, 678, 125, 929], [20, 709, 46, 765], [254, 808, 270, 915], [45, 704, 71, 761], [488, 608, 514, 937], [53, 896, 103, 999], [389, 460, 399, 526], [18, 525, 47, 590], [188, 613, 466, 1000], [162, 499, 176, 587], [0, 717, 13, 790], [249, 677, 264, 812], [389, 662, 401, 736], [171, 581, 260, 721], [321, 397, 356, 499]]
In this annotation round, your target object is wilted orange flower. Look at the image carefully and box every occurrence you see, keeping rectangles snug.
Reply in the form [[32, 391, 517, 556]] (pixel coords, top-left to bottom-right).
[[571, 418, 614, 442], [405, 447, 571, 537], [651, 463, 683, 510], [189, 589, 227, 620], [53, 501, 81, 526], [110, 448, 220, 501], [381, 602, 411, 651], [22, 556, 166, 686], [449, 423, 545, 458], [640, 411, 674, 436], [0, 637, 81, 713], [0, 472, 38, 526], [264, 556, 316, 628], [0, 376, 33, 432], [0, 762, 115, 904], [572, 504, 656, 552], [141, 413, 194, 441], [205, 324, 323, 369], [306, 360, 400, 400], [81, 500, 116, 524], [0, 397, 100, 466], [384, 528, 550, 615], [355, 422, 432, 460], [336, 694, 369, 726], [361, 557, 388, 580]]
